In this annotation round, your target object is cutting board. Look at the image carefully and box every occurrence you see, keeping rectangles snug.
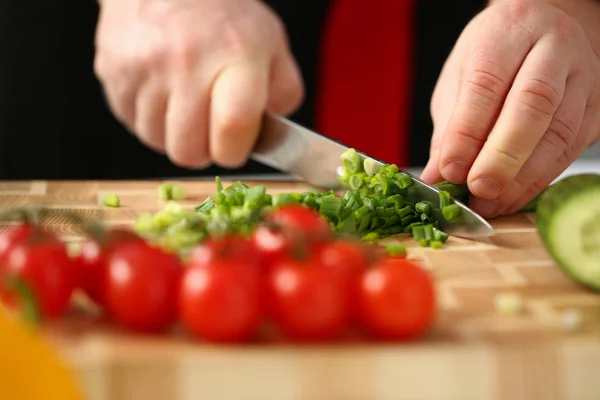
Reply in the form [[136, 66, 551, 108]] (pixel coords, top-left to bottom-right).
[[1, 180, 599, 400]]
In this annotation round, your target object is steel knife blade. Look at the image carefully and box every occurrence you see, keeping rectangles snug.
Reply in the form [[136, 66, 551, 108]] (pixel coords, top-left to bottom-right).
[[250, 112, 495, 238]]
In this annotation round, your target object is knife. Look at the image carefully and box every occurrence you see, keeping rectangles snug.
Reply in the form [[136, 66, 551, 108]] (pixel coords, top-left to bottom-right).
[[250, 112, 495, 238]]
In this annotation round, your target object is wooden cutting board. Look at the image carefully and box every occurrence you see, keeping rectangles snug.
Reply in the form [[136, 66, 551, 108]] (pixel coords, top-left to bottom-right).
[[1, 180, 599, 400]]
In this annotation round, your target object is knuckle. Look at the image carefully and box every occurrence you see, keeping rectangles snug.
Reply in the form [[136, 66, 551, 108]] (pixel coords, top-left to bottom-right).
[[170, 37, 198, 71], [552, 12, 582, 44], [505, 0, 534, 23], [463, 67, 507, 104], [517, 78, 560, 118], [491, 145, 525, 173]]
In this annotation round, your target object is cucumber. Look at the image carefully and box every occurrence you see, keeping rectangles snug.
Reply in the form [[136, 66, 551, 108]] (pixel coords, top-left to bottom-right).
[[535, 173, 600, 291]]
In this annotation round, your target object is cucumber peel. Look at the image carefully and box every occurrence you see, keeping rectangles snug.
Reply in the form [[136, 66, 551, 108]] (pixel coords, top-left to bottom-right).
[[535, 173, 600, 291]]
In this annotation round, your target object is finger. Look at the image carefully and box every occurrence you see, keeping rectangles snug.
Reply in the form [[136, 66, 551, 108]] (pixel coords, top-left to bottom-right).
[[164, 73, 211, 168], [470, 76, 586, 218], [438, 22, 538, 184], [467, 35, 570, 200], [209, 61, 269, 168], [267, 50, 304, 116], [133, 79, 168, 153], [94, 54, 142, 132], [420, 46, 463, 184], [101, 79, 139, 132]]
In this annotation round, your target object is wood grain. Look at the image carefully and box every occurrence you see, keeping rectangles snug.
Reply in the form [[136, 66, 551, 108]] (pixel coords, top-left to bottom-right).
[[2, 180, 599, 400]]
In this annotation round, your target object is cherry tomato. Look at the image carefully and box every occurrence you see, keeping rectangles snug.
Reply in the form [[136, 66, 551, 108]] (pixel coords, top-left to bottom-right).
[[0, 240, 76, 319], [105, 241, 182, 333], [268, 254, 349, 341], [318, 239, 376, 319], [189, 234, 263, 273], [76, 228, 142, 307], [266, 205, 332, 239], [179, 255, 264, 343], [252, 205, 333, 272], [0, 223, 59, 265], [357, 257, 436, 341]]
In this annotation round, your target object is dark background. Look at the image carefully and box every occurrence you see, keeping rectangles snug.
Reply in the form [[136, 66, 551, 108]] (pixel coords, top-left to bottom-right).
[[0, 0, 485, 179]]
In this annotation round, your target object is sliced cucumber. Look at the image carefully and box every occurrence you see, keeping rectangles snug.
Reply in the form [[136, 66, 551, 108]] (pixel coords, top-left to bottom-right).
[[536, 173, 600, 291]]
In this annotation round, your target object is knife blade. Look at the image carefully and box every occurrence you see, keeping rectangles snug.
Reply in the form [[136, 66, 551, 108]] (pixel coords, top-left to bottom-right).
[[250, 112, 495, 238]]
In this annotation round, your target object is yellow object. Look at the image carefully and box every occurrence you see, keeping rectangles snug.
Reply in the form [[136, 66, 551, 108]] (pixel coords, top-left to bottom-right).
[[0, 306, 85, 400]]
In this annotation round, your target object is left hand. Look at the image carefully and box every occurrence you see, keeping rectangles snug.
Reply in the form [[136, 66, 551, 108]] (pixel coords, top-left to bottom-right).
[[420, 0, 600, 218]]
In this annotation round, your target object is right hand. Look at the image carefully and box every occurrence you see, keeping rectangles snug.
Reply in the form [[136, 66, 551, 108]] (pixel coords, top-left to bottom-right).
[[94, 0, 304, 168]]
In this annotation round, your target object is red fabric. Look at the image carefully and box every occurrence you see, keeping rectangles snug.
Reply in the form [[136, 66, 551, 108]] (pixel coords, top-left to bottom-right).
[[315, 0, 417, 167]]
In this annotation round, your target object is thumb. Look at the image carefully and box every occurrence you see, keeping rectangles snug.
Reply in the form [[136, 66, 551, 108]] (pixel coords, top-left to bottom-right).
[[266, 49, 304, 116]]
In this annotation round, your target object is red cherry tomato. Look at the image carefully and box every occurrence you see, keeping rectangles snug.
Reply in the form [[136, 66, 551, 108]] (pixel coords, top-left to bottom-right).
[[268, 254, 349, 341], [76, 228, 142, 307], [357, 257, 436, 341], [266, 205, 332, 239], [318, 239, 376, 319], [178, 255, 264, 343], [252, 205, 333, 272], [189, 234, 263, 273], [105, 241, 182, 333], [0, 240, 76, 319], [0, 223, 59, 265]]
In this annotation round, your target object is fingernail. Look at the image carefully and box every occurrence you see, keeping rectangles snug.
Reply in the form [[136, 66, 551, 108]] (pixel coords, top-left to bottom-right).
[[471, 177, 501, 199], [442, 160, 468, 183], [471, 198, 500, 219]]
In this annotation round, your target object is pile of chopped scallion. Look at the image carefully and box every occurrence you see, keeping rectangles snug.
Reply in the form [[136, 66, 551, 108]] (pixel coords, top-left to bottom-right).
[[134, 149, 464, 253]]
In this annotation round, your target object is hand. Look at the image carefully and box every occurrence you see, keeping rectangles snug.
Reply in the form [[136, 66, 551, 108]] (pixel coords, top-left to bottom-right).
[[421, 0, 600, 218], [94, 0, 303, 168]]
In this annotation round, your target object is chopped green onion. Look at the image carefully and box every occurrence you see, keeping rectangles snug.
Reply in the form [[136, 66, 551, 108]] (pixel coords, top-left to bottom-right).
[[363, 158, 381, 176], [320, 197, 343, 222], [273, 193, 301, 207], [412, 225, 425, 240], [385, 244, 407, 257], [103, 194, 120, 208], [170, 184, 186, 200], [348, 173, 366, 189], [442, 204, 462, 221], [362, 232, 379, 241], [439, 191, 452, 208], [430, 240, 443, 249], [419, 239, 430, 247], [341, 148, 363, 174], [433, 228, 449, 243], [423, 224, 434, 241], [415, 201, 431, 215]]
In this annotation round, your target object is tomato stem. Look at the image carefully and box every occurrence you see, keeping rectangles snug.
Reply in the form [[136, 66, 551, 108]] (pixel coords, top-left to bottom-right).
[[2, 276, 40, 326]]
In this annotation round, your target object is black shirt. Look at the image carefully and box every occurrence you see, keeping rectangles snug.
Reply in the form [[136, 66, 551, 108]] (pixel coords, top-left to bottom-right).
[[0, 0, 484, 179]]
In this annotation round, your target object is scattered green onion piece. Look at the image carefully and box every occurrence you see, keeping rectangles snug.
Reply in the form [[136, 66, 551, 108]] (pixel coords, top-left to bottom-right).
[[419, 239, 430, 247], [442, 204, 462, 221], [385, 244, 407, 257], [158, 184, 172, 200], [430, 240, 443, 249], [103, 194, 120, 208], [170, 184, 186, 200]]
